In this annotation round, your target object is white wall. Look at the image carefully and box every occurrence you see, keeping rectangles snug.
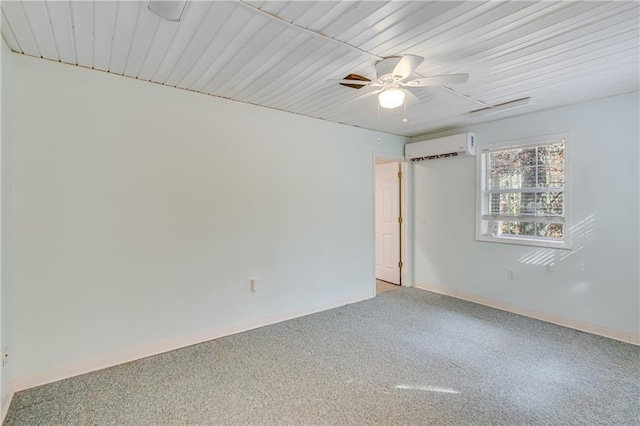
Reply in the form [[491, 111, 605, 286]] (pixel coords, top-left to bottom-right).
[[1, 40, 14, 414], [9, 54, 405, 381], [412, 92, 639, 339]]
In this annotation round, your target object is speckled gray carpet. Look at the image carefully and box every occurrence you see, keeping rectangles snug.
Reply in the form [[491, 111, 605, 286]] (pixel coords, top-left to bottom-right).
[[5, 288, 640, 425]]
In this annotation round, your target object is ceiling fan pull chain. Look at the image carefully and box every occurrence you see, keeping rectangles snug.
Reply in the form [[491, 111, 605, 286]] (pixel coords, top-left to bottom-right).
[[403, 101, 408, 123]]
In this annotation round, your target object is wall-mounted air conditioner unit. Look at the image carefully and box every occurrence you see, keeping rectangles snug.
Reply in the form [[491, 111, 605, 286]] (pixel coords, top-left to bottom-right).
[[405, 132, 476, 162]]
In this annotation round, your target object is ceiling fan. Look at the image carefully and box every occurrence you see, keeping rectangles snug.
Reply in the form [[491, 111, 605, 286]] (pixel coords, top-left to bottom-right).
[[332, 55, 469, 109]]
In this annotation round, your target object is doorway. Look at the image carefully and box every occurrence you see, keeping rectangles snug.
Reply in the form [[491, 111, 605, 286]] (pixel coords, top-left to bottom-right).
[[374, 156, 408, 295]]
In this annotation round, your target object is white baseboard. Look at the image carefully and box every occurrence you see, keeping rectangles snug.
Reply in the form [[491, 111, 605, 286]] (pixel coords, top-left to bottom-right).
[[2, 386, 14, 424], [13, 292, 372, 392], [414, 282, 639, 346]]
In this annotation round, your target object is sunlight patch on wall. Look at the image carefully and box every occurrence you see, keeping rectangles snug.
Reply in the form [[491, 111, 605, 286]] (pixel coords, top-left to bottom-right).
[[518, 248, 555, 266], [560, 214, 596, 261], [517, 214, 596, 266]]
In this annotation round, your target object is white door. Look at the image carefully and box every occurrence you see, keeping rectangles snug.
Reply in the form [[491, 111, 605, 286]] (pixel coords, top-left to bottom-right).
[[375, 162, 401, 284]]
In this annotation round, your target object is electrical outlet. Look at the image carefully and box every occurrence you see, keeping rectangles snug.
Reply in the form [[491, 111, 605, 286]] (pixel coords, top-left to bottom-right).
[[2, 348, 8, 366], [507, 269, 515, 280], [250, 279, 258, 292]]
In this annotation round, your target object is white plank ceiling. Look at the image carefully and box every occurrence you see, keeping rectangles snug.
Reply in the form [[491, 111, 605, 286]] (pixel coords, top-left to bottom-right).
[[2, 0, 639, 137]]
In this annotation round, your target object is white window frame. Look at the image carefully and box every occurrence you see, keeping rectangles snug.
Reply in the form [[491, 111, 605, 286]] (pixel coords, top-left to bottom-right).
[[475, 132, 571, 249]]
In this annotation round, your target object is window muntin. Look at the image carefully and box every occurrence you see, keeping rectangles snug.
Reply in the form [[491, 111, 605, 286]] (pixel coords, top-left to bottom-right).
[[477, 135, 568, 248]]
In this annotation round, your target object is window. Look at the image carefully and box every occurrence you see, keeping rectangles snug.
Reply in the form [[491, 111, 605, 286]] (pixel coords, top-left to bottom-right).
[[476, 133, 569, 248]]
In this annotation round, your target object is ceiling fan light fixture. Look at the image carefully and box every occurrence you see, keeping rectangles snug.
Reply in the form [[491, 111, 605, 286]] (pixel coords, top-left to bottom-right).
[[378, 89, 405, 109]]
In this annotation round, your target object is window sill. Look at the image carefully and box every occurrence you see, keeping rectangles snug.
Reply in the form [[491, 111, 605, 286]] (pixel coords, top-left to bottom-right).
[[476, 234, 570, 250]]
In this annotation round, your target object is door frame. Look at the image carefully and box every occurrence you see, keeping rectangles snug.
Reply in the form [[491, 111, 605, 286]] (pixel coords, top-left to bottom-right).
[[372, 153, 412, 297]]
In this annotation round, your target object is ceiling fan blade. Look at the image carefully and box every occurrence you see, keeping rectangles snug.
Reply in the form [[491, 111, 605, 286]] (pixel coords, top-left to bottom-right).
[[347, 84, 385, 93], [342, 88, 384, 105], [403, 73, 469, 87], [392, 55, 424, 79], [402, 72, 423, 82], [404, 89, 420, 106]]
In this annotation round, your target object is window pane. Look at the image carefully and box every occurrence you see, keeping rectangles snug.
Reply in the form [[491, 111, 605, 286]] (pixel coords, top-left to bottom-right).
[[489, 146, 537, 168], [488, 166, 537, 190], [488, 193, 500, 215], [541, 166, 565, 188], [535, 223, 564, 239], [536, 192, 563, 216], [536, 142, 564, 187], [537, 143, 565, 167], [520, 167, 537, 189], [501, 221, 536, 237], [523, 192, 539, 215], [498, 221, 564, 240], [487, 192, 563, 217], [504, 193, 516, 215]]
